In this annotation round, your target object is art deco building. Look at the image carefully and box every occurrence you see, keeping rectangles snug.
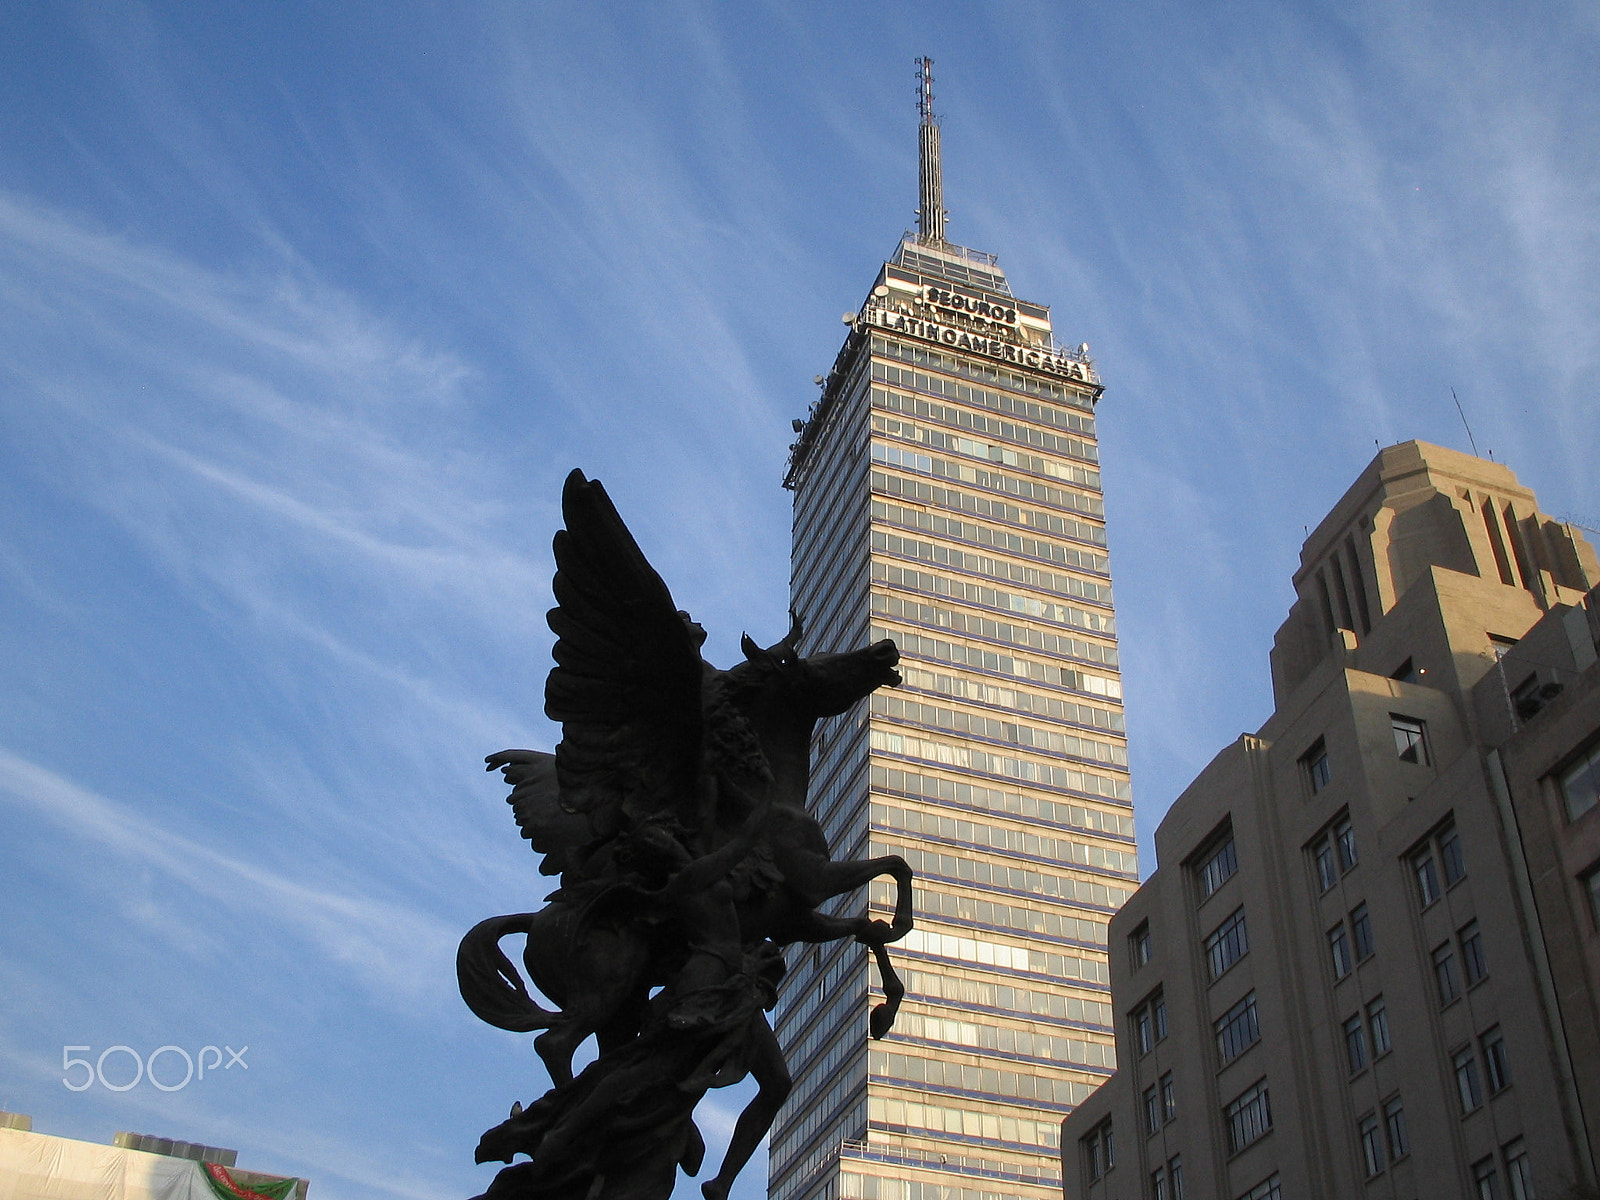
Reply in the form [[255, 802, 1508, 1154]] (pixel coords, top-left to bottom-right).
[[1060, 442, 1600, 1200], [769, 61, 1138, 1200]]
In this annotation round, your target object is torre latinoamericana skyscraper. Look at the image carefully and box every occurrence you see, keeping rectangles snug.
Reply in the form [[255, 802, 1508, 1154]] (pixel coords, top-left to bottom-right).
[[771, 60, 1138, 1200]]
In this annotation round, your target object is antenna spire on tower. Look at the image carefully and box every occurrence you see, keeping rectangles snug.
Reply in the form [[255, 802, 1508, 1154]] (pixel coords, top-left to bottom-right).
[[915, 57, 946, 245]]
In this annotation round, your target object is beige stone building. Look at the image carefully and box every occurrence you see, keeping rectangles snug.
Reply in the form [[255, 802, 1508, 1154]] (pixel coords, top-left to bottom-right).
[[1060, 442, 1600, 1200]]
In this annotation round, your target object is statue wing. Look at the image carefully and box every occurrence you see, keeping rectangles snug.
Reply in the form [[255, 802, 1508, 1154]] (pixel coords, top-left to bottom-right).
[[543, 469, 704, 838], [484, 749, 594, 877]]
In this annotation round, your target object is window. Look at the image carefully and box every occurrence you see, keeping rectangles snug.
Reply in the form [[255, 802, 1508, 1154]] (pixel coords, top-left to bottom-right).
[[1131, 992, 1166, 1056], [1440, 824, 1466, 884], [1215, 992, 1261, 1065], [1304, 738, 1332, 793], [1224, 1080, 1272, 1153], [1133, 1006, 1154, 1056], [1392, 714, 1430, 764], [1412, 820, 1464, 904], [1329, 922, 1353, 979], [1359, 1111, 1385, 1176], [1197, 831, 1239, 900], [1343, 1013, 1368, 1073], [1168, 1156, 1184, 1200], [1384, 1096, 1409, 1159], [1351, 902, 1375, 960], [1367, 996, 1391, 1056], [1474, 1157, 1503, 1200], [1205, 909, 1249, 980], [1083, 1118, 1114, 1181], [1414, 844, 1443, 906], [1237, 1175, 1281, 1200], [1308, 812, 1357, 891], [1461, 920, 1488, 985], [1161, 1072, 1177, 1123], [1130, 922, 1152, 968], [1314, 838, 1337, 891], [1434, 942, 1461, 1004], [1144, 1084, 1161, 1135], [1482, 1026, 1510, 1093], [1334, 816, 1358, 870], [1455, 1047, 1484, 1112], [1585, 864, 1600, 930], [1559, 741, 1600, 822], [1150, 1166, 1167, 1200], [1503, 1138, 1532, 1200]]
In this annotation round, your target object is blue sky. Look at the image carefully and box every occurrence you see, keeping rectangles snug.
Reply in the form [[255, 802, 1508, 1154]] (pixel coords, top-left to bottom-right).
[[2, 4, 1597, 1199]]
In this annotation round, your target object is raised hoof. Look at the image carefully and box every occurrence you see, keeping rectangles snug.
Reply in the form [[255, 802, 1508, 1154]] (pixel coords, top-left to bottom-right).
[[869, 1003, 896, 1039], [702, 1182, 729, 1200]]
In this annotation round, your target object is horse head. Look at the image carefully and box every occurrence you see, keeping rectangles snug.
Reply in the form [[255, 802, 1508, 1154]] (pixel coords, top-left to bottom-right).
[[731, 612, 900, 727]]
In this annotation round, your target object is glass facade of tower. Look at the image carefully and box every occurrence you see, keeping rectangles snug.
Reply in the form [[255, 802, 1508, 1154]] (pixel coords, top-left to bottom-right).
[[771, 237, 1138, 1200]]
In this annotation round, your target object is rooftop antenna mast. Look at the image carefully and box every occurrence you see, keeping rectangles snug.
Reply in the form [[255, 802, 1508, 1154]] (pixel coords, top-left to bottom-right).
[[1451, 387, 1480, 458], [915, 57, 946, 245]]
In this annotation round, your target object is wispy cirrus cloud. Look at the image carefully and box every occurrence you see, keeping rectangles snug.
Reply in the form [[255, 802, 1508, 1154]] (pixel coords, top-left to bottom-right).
[[0, 747, 462, 1010]]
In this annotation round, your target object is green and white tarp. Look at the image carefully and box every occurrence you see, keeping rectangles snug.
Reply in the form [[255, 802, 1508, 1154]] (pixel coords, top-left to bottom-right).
[[0, 1131, 297, 1200]]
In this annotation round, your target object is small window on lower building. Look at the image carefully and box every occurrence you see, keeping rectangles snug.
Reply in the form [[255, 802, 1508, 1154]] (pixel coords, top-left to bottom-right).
[[1367, 996, 1391, 1056], [1082, 1118, 1114, 1181], [1150, 1165, 1167, 1200], [1132, 1005, 1154, 1057], [1144, 1084, 1161, 1136], [1131, 921, 1152, 969], [1461, 920, 1488, 986], [1167, 1155, 1184, 1200], [1313, 837, 1338, 891], [1351, 902, 1375, 960], [1303, 738, 1332, 794], [1472, 1156, 1501, 1200], [1414, 843, 1442, 906], [1559, 741, 1600, 822], [1383, 1096, 1408, 1159], [1482, 1026, 1511, 1093], [1224, 1079, 1272, 1153], [1411, 818, 1464, 906], [1584, 863, 1600, 930], [1334, 816, 1359, 870], [1455, 1047, 1485, 1112], [1359, 1111, 1385, 1177], [1329, 922, 1353, 979], [1392, 714, 1430, 764], [1194, 824, 1239, 901], [1343, 1013, 1367, 1073], [1237, 1172, 1281, 1200], [1205, 908, 1249, 980], [1215, 992, 1261, 1065], [1161, 1072, 1177, 1123], [1440, 823, 1467, 884], [1130, 990, 1166, 1056], [1434, 942, 1461, 1005], [1503, 1138, 1532, 1200]]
